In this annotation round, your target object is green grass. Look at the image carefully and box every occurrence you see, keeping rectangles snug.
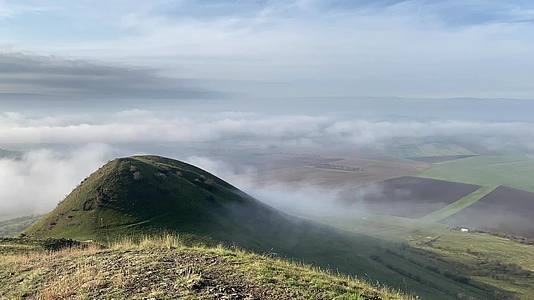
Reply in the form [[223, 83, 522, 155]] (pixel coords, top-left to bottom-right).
[[7, 152, 534, 298], [314, 153, 534, 298], [420, 155, 534, 193], [419, 185, 498, 223], [323, 215, 534, 299], [25, 155, 254, 241], [23, 155, 515, 299], [0, 236, 412, 300], [387, 142, 475, 158]]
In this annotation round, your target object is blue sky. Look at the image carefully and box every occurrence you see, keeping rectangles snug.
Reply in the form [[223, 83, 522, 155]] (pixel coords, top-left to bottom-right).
[[1, 0, 534, 99]]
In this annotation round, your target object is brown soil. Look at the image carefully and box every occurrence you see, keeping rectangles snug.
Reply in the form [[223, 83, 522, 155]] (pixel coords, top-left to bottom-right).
[[350, 176, 480, 218], [444, 186, 534, 238]]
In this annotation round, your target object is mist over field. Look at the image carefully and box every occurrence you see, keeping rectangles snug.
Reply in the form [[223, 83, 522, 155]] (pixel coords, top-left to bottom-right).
[[2, 103, 534, 220], [2, 0, 534, 221]]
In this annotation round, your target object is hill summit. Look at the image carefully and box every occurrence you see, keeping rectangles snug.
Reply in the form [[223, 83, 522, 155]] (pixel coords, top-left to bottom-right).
[[25, 155, 290, 246]]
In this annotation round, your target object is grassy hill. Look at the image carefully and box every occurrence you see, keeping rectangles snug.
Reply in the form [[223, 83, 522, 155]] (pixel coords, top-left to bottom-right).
[[23, 155, 514, 299], [25, 155, 394, 263], [0, 236, 410, 300], [26, 155, 256, 241]]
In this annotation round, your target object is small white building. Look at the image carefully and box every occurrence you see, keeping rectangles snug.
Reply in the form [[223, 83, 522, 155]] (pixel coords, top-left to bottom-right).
[[460, 228, 469, 233]]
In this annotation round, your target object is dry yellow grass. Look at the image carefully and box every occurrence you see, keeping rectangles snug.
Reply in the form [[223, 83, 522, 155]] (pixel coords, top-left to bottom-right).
[[1, 236, 414, 300], [35, 262, 103, 300]]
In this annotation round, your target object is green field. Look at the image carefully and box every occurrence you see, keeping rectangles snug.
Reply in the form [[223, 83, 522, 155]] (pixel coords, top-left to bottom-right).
[[419, 155, 534, 193], [318, 151, 534, 297], [311, 153, 534, 298], [387, 142, 475, 158], [323, 215, 534, 298]]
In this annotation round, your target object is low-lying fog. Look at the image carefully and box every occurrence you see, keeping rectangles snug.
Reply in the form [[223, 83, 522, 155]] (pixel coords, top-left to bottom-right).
[[2, 101, 534, 221]]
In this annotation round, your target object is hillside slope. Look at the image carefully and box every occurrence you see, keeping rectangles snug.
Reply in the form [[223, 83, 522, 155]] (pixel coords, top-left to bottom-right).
[[0, 236, 410, 300], [25, 155, 260, 241], [25, 155, 370, 255], [24, 155, 508, 299]]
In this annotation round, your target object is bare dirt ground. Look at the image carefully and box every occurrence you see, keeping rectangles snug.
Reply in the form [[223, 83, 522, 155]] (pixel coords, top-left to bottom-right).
[[444, 186, 534, 238], [347, 176, 480, 218], [249, 155, 425, 188]]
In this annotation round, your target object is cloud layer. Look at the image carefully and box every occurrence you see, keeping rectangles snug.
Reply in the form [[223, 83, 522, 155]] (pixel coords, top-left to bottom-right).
[[2, 0, 534, 98], [2, 110, 534, 151], [0, 52, 219, 100], [0, 144, 112, 219], [2, 108, 534, 219]]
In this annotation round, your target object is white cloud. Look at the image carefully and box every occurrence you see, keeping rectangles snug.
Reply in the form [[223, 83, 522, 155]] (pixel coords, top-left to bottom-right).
[[0, 1, 57, 19], [1, 111, 534, 151], [4, 1, 534, 98], [0, 144, 113, 219], [2, 109, 534, 219], [182, 155, 368, 218]]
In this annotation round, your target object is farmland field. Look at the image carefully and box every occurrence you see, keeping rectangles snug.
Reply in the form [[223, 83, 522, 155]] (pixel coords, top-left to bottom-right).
[[408, 155, 477, 163], [386, 141, 476, 159], [444, 186, 534, 238], [323, 215, 534, 298], [253, 155, 424, 188], [419, 155, 534, 193], [352, 176, 480, 218], [419, 185, 498, 223]]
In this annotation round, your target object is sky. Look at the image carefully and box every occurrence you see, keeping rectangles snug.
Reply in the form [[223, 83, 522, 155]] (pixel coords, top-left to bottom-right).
[[1, 0, 534, 100]]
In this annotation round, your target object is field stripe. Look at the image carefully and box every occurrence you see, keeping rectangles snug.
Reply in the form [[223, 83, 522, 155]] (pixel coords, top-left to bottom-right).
[[419, 185, 498, 223]]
